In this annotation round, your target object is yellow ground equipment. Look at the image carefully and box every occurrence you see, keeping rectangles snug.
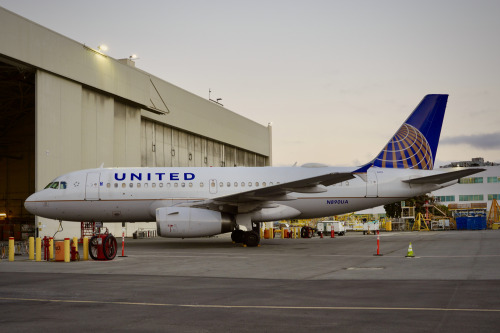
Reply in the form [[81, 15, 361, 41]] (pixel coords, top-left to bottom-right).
[[488, 199, 500, 229], [412, 213, 430, 231]]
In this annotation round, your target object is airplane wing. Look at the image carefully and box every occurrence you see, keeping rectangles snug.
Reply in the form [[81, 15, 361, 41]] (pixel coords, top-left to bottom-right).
[[402, 168, 485, 185], [183, 172, 355, 213]]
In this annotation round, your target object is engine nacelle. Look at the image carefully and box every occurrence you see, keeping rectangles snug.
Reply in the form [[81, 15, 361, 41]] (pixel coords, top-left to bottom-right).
[[156, 207, 234, 238]]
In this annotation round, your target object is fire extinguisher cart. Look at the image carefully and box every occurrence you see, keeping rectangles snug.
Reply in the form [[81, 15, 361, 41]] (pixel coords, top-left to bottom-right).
[[89, 233, 117, 260]]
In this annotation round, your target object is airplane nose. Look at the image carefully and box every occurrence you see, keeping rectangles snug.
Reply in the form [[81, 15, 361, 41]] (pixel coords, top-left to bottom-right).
[[24, 192, 40, 215]]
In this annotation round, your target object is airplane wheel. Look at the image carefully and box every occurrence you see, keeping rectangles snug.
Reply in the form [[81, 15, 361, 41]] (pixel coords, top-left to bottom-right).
[[231, 229, 245, 243], [89, 236, 99, 260], [244, 231, 260, 247], [103, 235, 117, 260]]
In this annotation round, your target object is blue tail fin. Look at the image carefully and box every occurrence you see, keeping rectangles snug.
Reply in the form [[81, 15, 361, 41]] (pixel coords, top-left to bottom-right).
[[356, 94, 448, 172]]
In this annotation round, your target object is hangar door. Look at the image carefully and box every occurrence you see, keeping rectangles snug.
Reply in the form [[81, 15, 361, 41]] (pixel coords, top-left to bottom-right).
[[140, 118, 268, 168], [0, 59, 36, 240]]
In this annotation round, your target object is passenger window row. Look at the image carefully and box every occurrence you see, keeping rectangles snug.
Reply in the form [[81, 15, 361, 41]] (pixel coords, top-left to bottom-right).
[[104, 181, 280, 189]]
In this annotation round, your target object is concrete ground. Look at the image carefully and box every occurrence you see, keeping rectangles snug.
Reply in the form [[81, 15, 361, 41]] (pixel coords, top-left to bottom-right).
[[1, 230, 500, 332]]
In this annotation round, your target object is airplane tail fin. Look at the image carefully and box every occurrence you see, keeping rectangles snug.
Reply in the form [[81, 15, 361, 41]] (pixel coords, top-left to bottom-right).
[[356, 94, 448, 172]]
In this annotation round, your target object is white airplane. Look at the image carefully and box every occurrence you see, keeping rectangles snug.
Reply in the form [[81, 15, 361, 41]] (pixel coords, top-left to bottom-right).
[[25, 94, 483, 246]]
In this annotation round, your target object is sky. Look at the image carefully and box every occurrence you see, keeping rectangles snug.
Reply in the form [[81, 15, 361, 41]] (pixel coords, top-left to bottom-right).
[[1, 0, 499, 167]]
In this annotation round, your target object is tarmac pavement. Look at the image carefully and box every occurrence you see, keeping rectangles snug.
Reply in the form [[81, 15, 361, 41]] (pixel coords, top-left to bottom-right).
[[1, 230, 500, 332]]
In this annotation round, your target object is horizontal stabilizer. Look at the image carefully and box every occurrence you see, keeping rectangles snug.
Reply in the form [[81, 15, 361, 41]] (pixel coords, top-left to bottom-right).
[[402, 168, 485, 185]]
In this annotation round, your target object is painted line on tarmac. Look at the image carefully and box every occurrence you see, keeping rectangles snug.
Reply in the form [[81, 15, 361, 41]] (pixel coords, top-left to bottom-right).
[[1, 297, 499, 313]]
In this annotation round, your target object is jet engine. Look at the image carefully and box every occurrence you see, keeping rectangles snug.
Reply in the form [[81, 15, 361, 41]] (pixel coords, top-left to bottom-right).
[[156, 207, 234, 238]]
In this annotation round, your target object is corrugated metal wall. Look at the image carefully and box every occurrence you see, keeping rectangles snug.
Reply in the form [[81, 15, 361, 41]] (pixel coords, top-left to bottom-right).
[[140, 118, 267, 167]]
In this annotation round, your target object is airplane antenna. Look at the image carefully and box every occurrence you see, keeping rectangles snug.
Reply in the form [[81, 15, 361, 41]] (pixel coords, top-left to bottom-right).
[[99, 162, 104, 168]]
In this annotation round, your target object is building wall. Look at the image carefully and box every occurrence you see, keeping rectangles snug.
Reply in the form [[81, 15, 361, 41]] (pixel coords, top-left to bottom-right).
[[0, 8, 271, 157], [432, 166, 500, 210]]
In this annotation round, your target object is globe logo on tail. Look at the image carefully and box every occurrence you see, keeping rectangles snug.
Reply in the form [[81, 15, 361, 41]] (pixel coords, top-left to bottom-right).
[[373, 123, 434, 170]]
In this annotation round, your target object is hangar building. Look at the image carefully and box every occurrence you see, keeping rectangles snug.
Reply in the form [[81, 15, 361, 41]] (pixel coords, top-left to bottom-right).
[[0, 7, 272, 240]]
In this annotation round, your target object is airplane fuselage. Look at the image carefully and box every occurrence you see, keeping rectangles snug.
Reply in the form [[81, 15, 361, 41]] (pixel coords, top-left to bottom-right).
[[25, 166, 451, 223]]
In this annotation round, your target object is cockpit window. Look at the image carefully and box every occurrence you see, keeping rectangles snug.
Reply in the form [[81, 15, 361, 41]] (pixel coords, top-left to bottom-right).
[[45, 181, 66, 189]]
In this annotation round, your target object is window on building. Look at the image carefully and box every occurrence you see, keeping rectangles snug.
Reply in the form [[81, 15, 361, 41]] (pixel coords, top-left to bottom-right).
[[488, 194, 500, 200], [487, 177, 500, 183], [436, 195, 455, 202], [459, 177, 483, 184], [459, 194, 484, 201]]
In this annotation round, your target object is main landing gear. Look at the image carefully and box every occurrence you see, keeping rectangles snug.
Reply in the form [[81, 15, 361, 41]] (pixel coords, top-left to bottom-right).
[[231, 224, 260, 247]]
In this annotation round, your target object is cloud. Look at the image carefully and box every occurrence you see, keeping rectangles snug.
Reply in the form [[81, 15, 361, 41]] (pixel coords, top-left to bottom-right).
[[440, 132, 500, 149]]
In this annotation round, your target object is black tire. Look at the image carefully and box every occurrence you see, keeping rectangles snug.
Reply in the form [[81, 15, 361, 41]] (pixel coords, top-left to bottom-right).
[[103, 234, 117, 260], [231, 229, 245, 243], [89, 236, 99, 260], [301, 227, 307, 238], [244, 231, 260, 247]]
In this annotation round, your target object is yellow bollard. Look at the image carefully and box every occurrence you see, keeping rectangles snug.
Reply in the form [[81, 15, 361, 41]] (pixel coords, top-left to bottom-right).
[[64, 238, 70, 262], [9, 237, 15, 261], [49, 238, 54, 259], [281, 228, 285, 239], [270, 227, 274, 239], [29, 237, 35, 260], [35, 237, 41, 261], [72, 237, 78, 258], [83, 237, 88, 261]]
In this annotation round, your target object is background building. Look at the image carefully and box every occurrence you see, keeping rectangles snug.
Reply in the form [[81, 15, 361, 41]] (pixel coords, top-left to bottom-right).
[[0, 7, 271, 240], [433, 158, 500, 211]]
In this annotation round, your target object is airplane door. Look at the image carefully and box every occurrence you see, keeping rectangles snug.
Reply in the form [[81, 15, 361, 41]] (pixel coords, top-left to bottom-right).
[[366, 169, 378, 197], [209, 179, 218, 194], [85, 172, 101, 200]]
